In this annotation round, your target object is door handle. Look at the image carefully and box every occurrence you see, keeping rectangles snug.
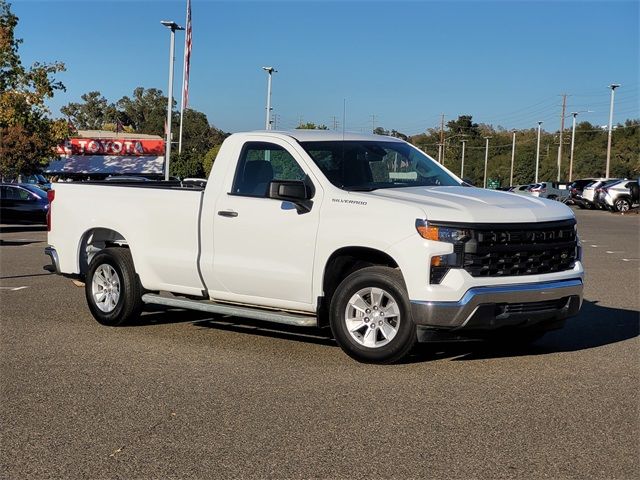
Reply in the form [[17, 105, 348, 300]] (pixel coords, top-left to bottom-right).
[[217, 210, 238, 218]]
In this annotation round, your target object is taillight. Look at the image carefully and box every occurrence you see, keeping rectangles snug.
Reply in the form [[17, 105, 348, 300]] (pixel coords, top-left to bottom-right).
[[47, 189, 55, 232]]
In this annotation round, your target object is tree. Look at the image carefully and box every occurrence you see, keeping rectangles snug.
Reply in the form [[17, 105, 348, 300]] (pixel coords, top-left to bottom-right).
[[116, 87, 169, 135], [296, 122, 328, 130], [0, 0, 69, 177], [170, 151, 204, 179], [60, 91, 117, 130], [203, 144, 221, 177]]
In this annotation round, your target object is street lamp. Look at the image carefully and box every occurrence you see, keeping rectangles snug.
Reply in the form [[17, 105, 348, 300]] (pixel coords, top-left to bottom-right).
[[535, 121, 543, 183], [568, 110, 592, 182], [606, 84, 620, 178], [161, 20, 184, 181], [483, 136, 491, 188], [262, 66, 277, 130]]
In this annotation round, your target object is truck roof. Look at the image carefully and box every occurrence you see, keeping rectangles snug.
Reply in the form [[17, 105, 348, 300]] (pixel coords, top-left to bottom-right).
[[240, 130, 405, 143]]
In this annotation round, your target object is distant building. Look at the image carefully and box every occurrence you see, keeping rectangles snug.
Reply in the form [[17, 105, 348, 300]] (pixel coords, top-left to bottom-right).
[[47, 130, 165, 178]]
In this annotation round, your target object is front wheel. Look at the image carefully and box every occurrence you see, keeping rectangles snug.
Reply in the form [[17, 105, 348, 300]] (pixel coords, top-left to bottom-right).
[[329, 266, 417, 363], [85, 248, 143, 326]]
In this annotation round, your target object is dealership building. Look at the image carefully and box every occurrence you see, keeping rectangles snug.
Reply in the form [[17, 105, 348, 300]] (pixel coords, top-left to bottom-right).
[[47, 130, 165, 179]]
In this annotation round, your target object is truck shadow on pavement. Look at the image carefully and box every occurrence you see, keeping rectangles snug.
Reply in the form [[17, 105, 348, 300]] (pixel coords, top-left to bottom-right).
[[137, 299, 638, 361], [407, 299, 639, 363], [138, 305, 336, 347]]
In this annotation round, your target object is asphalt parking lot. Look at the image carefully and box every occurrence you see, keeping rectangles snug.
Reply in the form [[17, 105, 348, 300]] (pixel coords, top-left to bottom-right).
[[1, 208, 638, 479]]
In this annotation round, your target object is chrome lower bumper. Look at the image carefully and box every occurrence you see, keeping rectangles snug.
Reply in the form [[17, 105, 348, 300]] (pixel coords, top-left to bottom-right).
[[411, 278, 583, 330], [44, 246, 60, 274]]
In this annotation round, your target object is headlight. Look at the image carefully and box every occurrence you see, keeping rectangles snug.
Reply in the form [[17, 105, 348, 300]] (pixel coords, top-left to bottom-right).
[[415, 219, 469, 243], [416, 219, 469, 284]]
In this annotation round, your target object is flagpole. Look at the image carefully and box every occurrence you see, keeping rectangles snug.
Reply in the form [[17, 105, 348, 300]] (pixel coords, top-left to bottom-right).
[[178, 0, 190, 155]]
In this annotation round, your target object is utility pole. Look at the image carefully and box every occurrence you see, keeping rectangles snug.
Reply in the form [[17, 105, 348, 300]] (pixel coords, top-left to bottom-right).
[[535, 121, 543, 183], [483, 136, 491, 188], [460, 139, 467, 179], [370, 114, 376, 133], [556, 93, 568, 182], [606, 84, 620, 178], [510, 130, 516, 186], [262, 66, 277, 130], [438, 113, 445, 163]]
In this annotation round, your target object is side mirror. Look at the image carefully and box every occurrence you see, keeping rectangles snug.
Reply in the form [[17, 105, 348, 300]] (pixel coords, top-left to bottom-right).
[[268, 180, 313, 213], [462, 178, 475, 187]]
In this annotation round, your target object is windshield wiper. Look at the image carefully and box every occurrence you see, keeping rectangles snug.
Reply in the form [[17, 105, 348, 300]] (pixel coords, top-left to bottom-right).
[[345, 186, 378, 192]]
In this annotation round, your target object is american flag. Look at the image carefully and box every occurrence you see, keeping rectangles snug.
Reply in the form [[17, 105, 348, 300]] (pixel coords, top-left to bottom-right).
[[182, 0, 192, 109]]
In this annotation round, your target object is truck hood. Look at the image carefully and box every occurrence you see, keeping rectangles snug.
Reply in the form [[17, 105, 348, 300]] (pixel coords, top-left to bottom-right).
[[362, 186, 575, 223]]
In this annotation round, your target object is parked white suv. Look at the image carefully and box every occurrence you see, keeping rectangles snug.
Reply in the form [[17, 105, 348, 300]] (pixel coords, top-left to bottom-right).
[[602, 179, 639, 212], [582, 179, 620, 209]]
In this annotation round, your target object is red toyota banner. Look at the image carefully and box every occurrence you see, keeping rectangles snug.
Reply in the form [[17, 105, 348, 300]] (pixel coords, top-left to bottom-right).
[[57, 138, 165, 156]]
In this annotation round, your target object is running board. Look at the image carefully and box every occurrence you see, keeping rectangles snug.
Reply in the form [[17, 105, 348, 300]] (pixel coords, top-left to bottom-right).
[[141, 294, 317, 328]]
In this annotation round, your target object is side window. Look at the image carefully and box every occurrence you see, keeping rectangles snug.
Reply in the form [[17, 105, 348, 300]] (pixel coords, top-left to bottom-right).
[[231, 142, 305, 197], [0, 186, 8, 200], [16, 188, 32, 200]]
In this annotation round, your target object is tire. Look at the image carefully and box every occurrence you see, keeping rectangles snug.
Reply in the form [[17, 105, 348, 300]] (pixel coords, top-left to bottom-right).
[[329, 266, 417, 363], [614, 198, 631, 213], [85, 247, 143, 326]]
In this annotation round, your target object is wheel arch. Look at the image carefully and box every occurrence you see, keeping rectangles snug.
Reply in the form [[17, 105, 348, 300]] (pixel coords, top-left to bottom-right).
[[318, 246, 402, 326], [78, 227, 130, 277]]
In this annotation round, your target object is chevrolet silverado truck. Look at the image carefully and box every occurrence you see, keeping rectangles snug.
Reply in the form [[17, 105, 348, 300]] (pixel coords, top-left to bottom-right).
[[45, 130, 584, 363]]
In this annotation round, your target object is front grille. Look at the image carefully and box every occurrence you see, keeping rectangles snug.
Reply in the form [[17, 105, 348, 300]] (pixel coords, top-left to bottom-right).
[[437, 220, 578, 278]]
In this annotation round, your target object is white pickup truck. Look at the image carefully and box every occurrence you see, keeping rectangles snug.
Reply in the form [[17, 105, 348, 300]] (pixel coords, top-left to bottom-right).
[[45, 130, 584, 363]]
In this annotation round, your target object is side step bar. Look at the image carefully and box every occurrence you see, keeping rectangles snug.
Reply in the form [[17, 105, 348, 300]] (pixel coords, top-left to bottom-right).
[[141, 294, 317, 328]]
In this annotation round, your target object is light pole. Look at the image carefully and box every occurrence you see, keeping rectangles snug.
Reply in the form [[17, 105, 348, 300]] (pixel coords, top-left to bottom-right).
[[606, 84, 620, 178], [460, 139, 467, 179], [262, 66, 277, 130], [161, 20, 184, 181], [483, 136, 491, 188], [535, 121, 543, 183], [568, 110, 592, 182], [510, 130, 516, 186], [569, 113, 578, 183]]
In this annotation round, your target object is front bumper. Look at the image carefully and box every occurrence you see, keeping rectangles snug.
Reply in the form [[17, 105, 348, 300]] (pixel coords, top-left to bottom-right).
[[411, 278, 583, 333]]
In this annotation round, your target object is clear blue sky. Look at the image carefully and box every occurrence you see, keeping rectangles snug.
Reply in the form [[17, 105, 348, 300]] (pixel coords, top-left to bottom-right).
[[12, 0, 640, 134]]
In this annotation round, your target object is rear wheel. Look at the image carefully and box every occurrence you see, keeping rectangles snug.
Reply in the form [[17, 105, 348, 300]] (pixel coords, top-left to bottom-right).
[[614, 198, 631, 212], [85, 248, 143, 326], [329, 266, 417, 363]]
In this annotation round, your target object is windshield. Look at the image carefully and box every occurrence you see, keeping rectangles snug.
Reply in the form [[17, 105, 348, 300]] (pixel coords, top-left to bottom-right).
[[299, 140, 460, 191]]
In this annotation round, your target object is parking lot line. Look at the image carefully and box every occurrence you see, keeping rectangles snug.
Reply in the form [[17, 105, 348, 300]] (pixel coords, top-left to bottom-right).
[[0, 286, 29, 291]]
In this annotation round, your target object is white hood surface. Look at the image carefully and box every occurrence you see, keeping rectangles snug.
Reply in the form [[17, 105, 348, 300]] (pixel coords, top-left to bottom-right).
[[364, 186, 575, 224]]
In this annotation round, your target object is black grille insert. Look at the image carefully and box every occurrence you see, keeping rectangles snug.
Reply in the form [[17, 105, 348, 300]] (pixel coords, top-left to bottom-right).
[[434, 220, 578, 278]]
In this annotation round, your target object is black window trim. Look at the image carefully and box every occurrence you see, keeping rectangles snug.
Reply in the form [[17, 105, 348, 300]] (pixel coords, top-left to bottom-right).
[[228, 140, 314, 199]]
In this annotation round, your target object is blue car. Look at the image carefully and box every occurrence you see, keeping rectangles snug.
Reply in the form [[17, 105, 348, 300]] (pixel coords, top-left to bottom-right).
[[0, 183, 49, 224]]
